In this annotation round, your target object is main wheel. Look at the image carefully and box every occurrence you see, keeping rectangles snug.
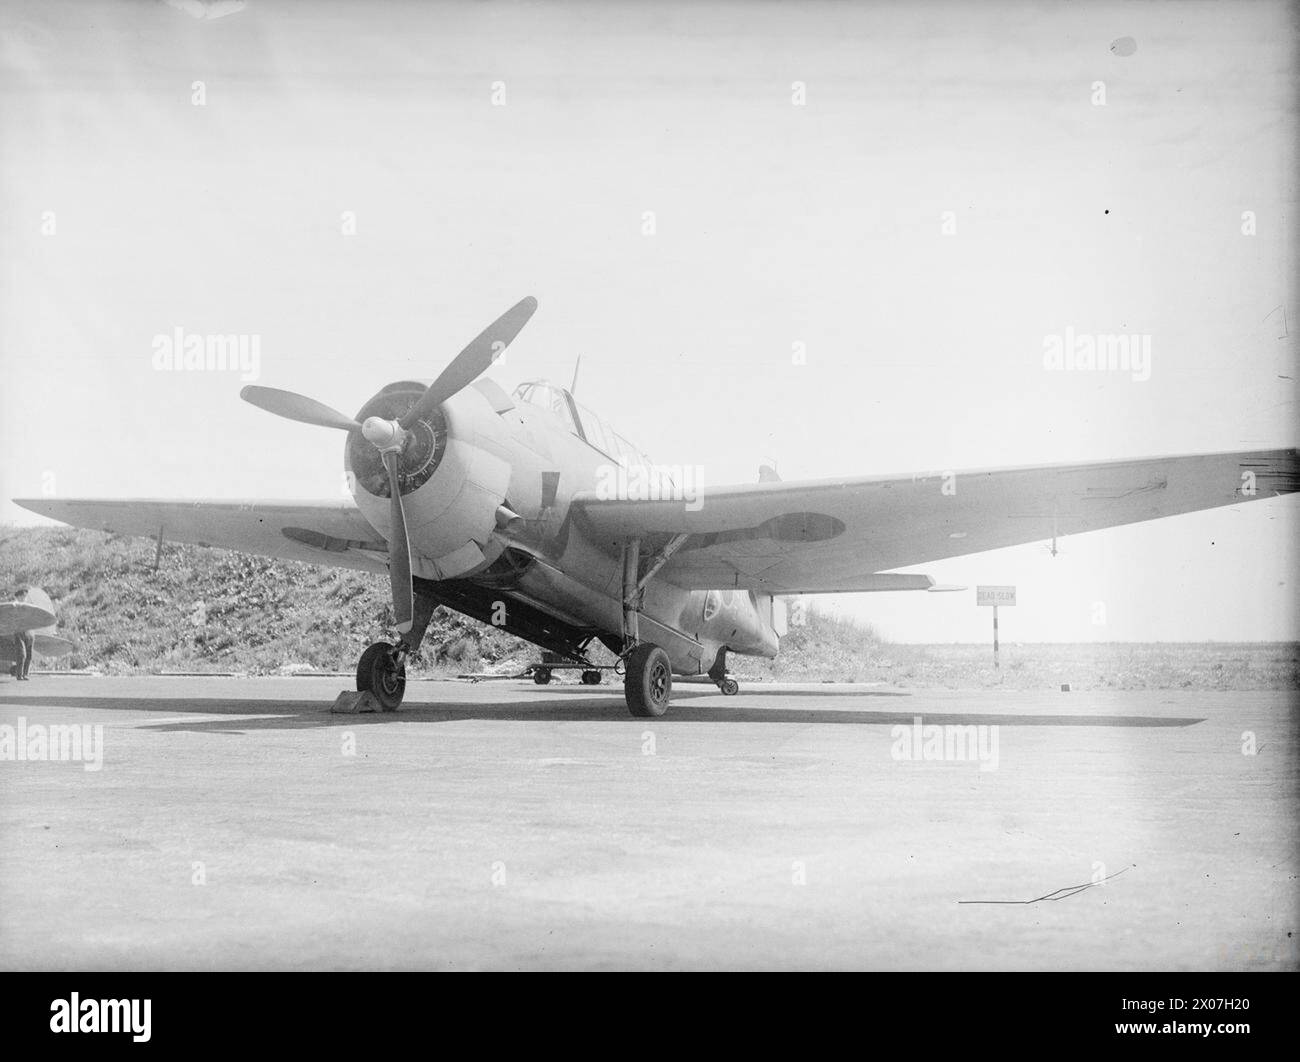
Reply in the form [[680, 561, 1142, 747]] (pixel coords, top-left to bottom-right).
[[533, 667, 552, 685], [720, 677, 739, 696], [581, 669, 602, 685], [624, 643, 672, 717], [357, 641, 405, 711]]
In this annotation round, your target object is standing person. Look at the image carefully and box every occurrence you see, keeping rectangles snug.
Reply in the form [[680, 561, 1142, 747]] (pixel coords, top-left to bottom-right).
[[11, 630, 34, 680]]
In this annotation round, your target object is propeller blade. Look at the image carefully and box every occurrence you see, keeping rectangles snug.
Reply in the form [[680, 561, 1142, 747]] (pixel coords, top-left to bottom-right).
[[382, 451, 414, 633], [400, 296, 538, 429], [240, 386, 362, 433]]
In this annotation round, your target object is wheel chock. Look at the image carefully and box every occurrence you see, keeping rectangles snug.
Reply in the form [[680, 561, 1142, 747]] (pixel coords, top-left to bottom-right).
[[331, 690, 383, 714]]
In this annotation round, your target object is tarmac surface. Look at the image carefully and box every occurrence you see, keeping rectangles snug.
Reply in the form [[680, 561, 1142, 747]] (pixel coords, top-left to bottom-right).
[[1, 675, 1295, 970]]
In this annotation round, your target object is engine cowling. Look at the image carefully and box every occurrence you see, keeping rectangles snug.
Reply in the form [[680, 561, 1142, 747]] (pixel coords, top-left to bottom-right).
[[345, 381, 513, 581]]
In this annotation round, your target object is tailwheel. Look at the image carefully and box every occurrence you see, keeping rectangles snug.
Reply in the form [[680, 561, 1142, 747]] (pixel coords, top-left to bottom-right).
[[357, 641, 406, 711], [581, 670, 602, 686], [624, 643, 672, 717], [719, 677, 739, 696], [533, 667, 552, 685]]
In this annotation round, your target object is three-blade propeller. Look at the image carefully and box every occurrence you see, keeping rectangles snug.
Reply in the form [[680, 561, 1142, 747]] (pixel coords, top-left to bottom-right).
[[239, 296, 538, 634], [239, 386, 362, 434], [400, 296, 537, 430]]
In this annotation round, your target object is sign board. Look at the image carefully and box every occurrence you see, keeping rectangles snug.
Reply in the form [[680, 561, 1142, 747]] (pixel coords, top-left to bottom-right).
[[976, 585, 1016, 607]]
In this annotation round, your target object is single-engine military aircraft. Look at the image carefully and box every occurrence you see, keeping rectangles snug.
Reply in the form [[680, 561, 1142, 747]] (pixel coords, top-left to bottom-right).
[[0, 587, 74, 678], [15, 297, 1299, 715]]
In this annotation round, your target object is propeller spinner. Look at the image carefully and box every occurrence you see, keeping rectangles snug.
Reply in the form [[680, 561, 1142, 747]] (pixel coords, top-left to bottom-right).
[[239, 296, 538, 632]]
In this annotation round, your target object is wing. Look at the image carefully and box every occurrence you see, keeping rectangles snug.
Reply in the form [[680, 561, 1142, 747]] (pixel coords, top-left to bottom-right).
[[0, 633, 76, 662], [31, 634, 75, 658], [13, 499, 389, 575], [570, 448, 1299, 592], [0, 602, 57, 636]]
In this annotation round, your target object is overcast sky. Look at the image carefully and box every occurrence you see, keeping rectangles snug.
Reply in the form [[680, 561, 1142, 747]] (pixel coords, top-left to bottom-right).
[[1, 0, 1295, 641]]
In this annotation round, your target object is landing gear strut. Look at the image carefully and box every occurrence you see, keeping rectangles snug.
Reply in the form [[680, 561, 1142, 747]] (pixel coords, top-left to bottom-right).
[[618, 538, 676, 717], [355, 592, 435, 711], [708, 647, 739, 695]]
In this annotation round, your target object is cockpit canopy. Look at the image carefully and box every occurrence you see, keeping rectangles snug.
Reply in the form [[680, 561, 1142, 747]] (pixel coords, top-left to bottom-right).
[[512, 381, 652, 467]]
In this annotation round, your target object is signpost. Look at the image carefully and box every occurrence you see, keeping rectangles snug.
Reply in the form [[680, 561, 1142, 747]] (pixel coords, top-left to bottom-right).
[[976, 586, 1016, 668]]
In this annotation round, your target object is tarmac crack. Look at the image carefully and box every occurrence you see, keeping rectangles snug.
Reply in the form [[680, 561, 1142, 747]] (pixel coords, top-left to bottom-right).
[[958, 863, 1135, 905]]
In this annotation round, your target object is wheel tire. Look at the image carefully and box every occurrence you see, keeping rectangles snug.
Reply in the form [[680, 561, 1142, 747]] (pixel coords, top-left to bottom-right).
[[581, 670, 602, 686], [720, 678, 739, 696], [624, 643, 672, 717], [533, 668, 552, 685], [357, 641, 405, 711]]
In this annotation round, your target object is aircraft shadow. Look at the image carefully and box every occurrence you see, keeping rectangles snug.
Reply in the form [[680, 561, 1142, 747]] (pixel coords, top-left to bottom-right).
[[0, 691, 1205, 732], [672, 683, 910, 698]]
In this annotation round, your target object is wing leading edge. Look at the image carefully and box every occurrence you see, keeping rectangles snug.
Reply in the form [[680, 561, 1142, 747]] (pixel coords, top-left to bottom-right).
[[569, 448, 1299, 593], [13, 499, 389, 575]]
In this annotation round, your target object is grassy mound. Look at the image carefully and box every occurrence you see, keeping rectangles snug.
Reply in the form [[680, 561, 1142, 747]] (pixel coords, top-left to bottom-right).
[[0, 527, 530, 675]]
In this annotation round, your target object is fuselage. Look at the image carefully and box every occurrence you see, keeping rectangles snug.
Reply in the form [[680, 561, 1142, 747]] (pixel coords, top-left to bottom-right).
[[343, 376, 780, 675]]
